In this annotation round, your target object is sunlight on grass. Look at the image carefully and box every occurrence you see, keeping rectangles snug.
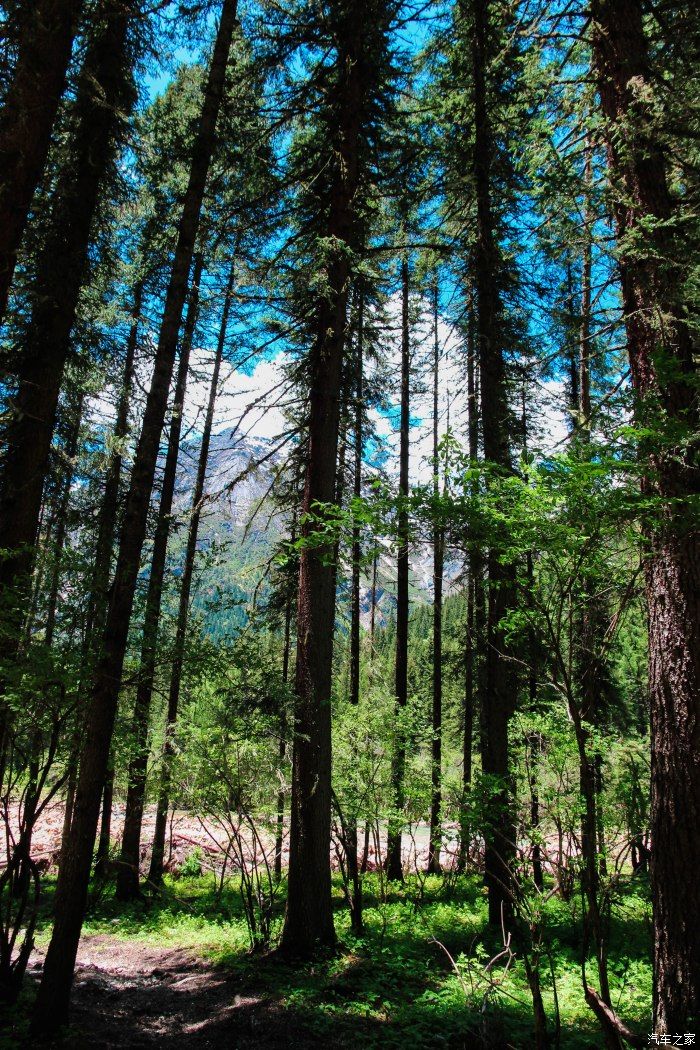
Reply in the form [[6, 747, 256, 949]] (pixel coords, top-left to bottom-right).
[[29, 870, 652, 1048]]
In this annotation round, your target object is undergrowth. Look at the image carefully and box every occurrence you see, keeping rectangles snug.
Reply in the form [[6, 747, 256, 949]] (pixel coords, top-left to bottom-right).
[[16, 870, 653, 1048]]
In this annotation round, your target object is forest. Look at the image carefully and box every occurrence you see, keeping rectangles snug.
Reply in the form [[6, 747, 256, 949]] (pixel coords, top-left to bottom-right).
[[0, 0, 698, 1046]]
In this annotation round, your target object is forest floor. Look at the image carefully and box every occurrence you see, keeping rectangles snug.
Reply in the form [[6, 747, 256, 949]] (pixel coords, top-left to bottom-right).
[[23, 936, 318, 1048], [4, 868, 653, 1049]]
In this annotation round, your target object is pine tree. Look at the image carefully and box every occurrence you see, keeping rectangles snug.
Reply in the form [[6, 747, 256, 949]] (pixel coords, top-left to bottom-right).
[[276, 0, 396, 954], [31, 0, 239, 1028], [0, 0, 140, 675], [116, 252, 204, 900], [591, 0, 700, 1032], [0, 0, 84, 317], [147, 256, 236, 887]]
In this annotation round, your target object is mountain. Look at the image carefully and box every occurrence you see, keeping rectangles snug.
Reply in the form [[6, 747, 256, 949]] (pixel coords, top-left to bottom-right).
[[172, 428, 462, 637]]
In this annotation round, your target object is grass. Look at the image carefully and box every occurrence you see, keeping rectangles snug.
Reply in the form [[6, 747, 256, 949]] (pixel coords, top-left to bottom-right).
[[22, 869, 653, 1048]]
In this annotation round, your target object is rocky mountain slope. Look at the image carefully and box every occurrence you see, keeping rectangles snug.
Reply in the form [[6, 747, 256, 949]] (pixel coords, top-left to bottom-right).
[[173, 428, 462, 636]]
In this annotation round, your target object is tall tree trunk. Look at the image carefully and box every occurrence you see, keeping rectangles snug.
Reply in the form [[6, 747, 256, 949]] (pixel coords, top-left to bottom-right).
[[386, 253, 410, 884], [527, 730, 544, 893], [0, 0, 84, 318], [0, 0, 137, 672], [591, 0, 700, 1032], [575, 137, 610, 915], [11, 395, 84, 897], [44, 393, 85, 647], [62, 287, 142, 868], [93, 761, 114, 880], [459, 300, 480, 873], [578, 139, 592, 435], [349, 290, 364, 712], [343, 286, 364, 931], [84, 280, 143, 650], [369, 551, 378, 659], [471, 0, 516, 927], [519, 389, 544, 896], [279, 2, 388, 955], [116, 252, 204, 901], [428, 279, 443, 875], [32, 2, 238, 1030], [565, 668, 621, 1049], [147, 257, 233, 887], [274, 575, 294, 883]]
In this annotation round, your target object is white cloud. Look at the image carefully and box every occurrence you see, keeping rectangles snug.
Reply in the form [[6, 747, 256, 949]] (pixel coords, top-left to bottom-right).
[[184, 349, 290, 444]]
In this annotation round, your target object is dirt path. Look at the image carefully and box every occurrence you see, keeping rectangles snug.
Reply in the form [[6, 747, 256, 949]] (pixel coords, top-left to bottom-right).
[[23, 937, 319, 1049]]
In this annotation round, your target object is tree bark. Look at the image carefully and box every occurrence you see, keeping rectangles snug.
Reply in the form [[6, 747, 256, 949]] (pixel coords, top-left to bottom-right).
[[0, 0, 84, 318], [116, 253, 204, 901], [62, 287, 141, 871], [386, 253, 410, 884], [274, 579, 293, 883], [428, 279, 443, 875], [343, 286, 364, 929], [349, 290, 364, 712], [0, 0, 137, 665], [370, 551, 378, 660], [93, 761, 114, 880], [11, 395, 84, 898], [591, 0, 700, 1033], [458, 301, 480, 873], [471, 0, 517, 927], [31, 2, 238, 1030], [574, 134, 609, 896], [84, 280, 143, 651], [43, 393, 85, 647], [279, 3, 389, 956], [59, 294, 139, 861]]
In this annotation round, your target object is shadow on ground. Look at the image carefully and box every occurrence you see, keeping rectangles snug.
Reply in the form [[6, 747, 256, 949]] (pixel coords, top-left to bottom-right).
[[18, 937, 395, 1049], [3, 872, 650, 1049]]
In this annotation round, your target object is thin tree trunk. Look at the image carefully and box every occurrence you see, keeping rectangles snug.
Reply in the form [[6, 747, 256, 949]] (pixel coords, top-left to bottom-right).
[[369, 551, 378, 659], [61, 288, 142, 868], [578, 140, 592, 435], [567, 676, 620, 1049], [428, 280, 443, 874], [458, 300, 479, 873], [386, 253, 410, 884], [574, 134, 609, 897], [116, 253, 204, 901], [58, 745, 79, 873], [457, 575, 475, 875], [459, 300, 482, 873], [274, 580, 293, 883], [32, 2, 237, 1030], [44, 394, 85, 646], [148, 258, 233, 887], [525, 548, 544, 895], [343, 287, 364, 930], [360, 821, 371, 874], [93, 761, 114, 880], [84, 281, 143, 649], [12, 396, 84, 898], [0, 0, 84, 318], [591, 0, 700, 1032], [519, 388, 545, 896], [528, 731, 544, 893], [349, 291, 364, 711]]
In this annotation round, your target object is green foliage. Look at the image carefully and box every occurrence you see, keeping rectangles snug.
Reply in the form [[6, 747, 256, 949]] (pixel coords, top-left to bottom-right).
[[179, 847, 204, 879], [29, 870, 651, 1048]]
